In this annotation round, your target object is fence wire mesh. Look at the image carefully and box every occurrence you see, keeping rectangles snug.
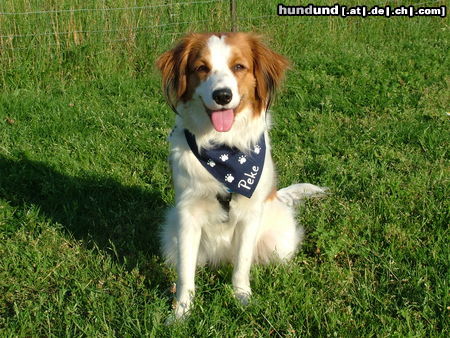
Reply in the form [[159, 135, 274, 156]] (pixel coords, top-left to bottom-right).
[[0, 0, 446, 51]]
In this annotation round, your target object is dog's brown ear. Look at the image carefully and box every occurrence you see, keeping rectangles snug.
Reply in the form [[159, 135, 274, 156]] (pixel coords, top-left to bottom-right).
[[250, 35, 290, 112], [156, 35, 197, 109]]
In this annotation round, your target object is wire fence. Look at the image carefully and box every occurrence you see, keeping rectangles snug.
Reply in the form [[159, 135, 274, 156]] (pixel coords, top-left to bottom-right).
[[0, 0, 230, 51], [0, 0, 225, 15], [0, 0, 446, 51]]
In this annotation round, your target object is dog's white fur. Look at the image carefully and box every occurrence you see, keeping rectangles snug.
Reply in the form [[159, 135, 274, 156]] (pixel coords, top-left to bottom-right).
[[157, 33, 326, 320]]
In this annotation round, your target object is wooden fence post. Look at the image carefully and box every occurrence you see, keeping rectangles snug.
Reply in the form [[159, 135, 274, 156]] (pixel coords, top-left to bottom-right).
[[230, 0, 237, 32]]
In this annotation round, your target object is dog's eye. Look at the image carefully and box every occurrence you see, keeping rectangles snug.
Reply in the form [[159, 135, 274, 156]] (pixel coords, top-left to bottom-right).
[[233, 64, 246, 72], [196, 65, 210, 73]]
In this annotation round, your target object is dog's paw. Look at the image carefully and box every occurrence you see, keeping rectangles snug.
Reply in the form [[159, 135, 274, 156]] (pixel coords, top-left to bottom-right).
[[164, 313, 178, 326], [234, 287, 252, 306], [165, 286, 194, 325], [165, 300, 191, 325]]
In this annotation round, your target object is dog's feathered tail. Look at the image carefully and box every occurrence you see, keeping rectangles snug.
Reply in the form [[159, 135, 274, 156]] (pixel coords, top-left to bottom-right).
[[276, 183, 328, 207]]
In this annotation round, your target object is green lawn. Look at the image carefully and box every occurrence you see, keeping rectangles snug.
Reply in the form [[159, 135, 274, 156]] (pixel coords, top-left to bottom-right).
[[0, 0, 448, 336]]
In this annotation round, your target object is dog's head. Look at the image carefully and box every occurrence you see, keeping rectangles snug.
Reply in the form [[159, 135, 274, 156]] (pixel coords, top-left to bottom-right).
[[156, 33, 289, 133]]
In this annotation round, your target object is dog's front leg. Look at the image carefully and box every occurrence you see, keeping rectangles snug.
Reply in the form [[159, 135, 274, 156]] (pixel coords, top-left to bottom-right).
[[174, 209, 202, 320], [232, 207, 262, 305]]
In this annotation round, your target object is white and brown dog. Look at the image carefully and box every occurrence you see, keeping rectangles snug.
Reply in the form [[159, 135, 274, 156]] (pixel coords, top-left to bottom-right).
[[156, 32, 326, 320]]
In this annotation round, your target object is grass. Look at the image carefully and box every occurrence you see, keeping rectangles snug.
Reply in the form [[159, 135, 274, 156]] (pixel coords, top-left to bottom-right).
[[0, 0, 449, 336]]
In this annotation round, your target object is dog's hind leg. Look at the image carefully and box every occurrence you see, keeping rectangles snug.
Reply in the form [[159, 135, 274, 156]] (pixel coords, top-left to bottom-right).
[[254, 184, 327, 263]]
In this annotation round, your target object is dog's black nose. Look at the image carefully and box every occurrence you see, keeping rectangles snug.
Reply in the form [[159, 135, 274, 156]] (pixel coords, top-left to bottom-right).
[[212, 88, 232, 105]]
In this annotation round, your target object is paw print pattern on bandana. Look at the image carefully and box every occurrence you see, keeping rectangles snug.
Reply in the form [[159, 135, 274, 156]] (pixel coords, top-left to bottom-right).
[[184, 129, 266, 198], [219, 154, 229, 162], [238, 155, 247, 164], [254, 145, 261, 154], [224, 174, 235, 183]]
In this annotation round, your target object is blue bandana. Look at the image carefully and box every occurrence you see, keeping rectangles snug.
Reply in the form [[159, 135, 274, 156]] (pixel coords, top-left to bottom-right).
[[184, 130, 266, 198]]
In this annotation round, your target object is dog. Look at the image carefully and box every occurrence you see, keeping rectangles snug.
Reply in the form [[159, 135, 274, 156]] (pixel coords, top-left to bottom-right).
[[156, 32, 326, 320]]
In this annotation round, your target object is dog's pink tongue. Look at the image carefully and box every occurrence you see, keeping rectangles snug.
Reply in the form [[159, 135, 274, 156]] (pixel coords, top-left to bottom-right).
[[210, 109, 234, 132]]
